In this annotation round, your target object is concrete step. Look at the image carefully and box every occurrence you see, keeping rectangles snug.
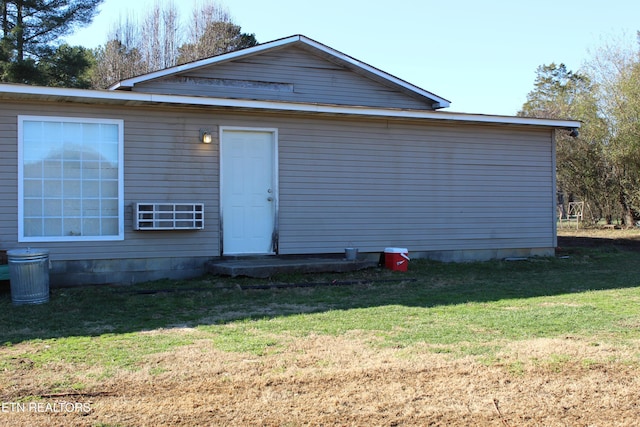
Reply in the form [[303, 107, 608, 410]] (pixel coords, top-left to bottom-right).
[[206, 256, 379, 278]]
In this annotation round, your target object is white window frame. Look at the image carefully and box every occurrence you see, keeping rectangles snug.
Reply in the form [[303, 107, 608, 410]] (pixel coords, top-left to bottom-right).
[[18, 115, 125, 242]]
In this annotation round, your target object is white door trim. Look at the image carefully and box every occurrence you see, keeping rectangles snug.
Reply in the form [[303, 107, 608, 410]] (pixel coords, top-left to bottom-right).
[[219, 126, 279, 255]]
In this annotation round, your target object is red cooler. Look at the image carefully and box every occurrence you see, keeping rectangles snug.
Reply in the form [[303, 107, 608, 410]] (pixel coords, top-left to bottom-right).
[[384, 247, 410, 271]]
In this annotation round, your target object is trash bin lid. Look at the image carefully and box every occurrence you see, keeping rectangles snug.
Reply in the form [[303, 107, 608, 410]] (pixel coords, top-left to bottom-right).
[[7, 248, 50, 259]]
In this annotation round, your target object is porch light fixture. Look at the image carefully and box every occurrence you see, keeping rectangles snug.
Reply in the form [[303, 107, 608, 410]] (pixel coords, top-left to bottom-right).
[[200, 129, 213, 144]]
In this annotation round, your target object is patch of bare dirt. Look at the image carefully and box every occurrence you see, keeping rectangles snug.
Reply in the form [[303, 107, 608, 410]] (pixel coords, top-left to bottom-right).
[[2, 334, 640, 426]]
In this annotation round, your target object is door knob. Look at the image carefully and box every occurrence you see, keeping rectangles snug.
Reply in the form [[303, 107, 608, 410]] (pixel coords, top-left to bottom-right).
[[267, 197, 273, 202]]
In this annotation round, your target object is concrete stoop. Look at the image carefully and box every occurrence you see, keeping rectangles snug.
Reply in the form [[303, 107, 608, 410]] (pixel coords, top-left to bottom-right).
[[206, 255, 379, 278]]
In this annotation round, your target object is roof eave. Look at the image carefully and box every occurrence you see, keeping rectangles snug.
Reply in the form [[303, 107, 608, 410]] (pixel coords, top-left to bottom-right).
[[0, 84, 580, 129]]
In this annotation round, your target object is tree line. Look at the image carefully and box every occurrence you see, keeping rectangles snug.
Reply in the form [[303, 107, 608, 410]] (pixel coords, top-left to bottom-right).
[[0, 0, 257, 89], [519, 34, 640, 227]]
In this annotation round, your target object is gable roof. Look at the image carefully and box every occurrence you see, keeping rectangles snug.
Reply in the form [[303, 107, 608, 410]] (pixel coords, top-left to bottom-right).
[[109, 34, 451, 110]]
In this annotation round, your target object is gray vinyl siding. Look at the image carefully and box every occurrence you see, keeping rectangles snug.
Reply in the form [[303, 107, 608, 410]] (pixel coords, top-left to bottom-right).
[[131, 46, 434, 110], [0, 113, 17, 247], [0, 101, 220, 262], [0, 100, 555, 264], [276, 118, 555, 254]]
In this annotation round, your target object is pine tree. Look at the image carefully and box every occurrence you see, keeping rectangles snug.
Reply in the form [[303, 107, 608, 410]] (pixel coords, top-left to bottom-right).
[[0, 0, 102, 84]]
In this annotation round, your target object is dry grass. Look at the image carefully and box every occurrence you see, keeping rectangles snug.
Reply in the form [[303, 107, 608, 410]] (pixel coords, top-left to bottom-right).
[[558, 225, 640, 240], [3, 333, 640, 426]]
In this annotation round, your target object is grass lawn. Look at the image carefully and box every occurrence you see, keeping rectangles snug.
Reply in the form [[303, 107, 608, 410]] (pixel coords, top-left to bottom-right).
[[1, 236, 640, 426]]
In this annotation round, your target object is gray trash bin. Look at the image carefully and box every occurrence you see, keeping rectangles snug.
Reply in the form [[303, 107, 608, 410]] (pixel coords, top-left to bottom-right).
[[8, 249, 50, 305]]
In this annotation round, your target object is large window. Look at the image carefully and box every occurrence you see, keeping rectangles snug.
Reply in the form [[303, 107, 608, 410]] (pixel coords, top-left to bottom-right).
[[18, 116, 124, 242]]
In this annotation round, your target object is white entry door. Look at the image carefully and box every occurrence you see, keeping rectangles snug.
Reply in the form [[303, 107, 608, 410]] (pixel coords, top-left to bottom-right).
[[220, 128, 277, 255]]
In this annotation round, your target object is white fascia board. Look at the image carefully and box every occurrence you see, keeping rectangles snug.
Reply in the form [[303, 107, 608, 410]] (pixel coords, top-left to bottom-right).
[[143, 91, 577, 128], [298, 35, 451, 109], [109, 35, 302, 90], [0, 83, 580, 129]]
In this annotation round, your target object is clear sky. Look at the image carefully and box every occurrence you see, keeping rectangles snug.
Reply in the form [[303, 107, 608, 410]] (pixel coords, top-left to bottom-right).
[[65, 0, 640, 116]]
